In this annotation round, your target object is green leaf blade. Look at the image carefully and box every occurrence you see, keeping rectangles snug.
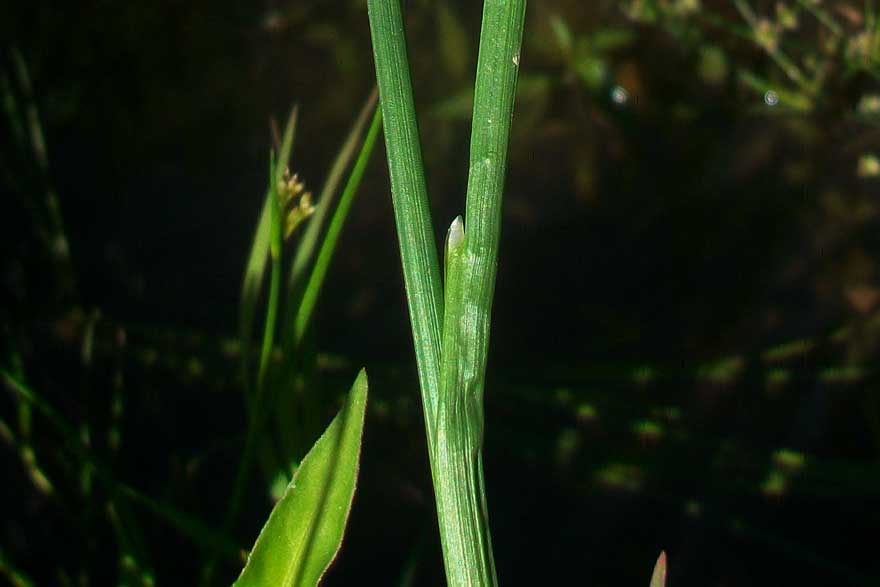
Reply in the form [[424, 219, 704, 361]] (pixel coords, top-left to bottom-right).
[[292, 105, 383, 347], [285, 90, 379, 307], [649, 551, 667, 587], [367, 0, 444, 435], [239, 105, 299, 386], [234, 369, 369, 587]]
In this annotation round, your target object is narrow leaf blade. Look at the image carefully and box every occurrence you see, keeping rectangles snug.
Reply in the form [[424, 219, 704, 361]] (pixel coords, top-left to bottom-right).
[[285, 90, 378, 303], [234, 369, 369, 587], [292, 105, 383, 347], [649, 551, 667, 587]]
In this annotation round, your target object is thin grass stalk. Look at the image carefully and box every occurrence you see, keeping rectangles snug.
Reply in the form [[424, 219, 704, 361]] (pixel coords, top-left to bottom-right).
[[10, 48, 72, 272], [258, 154, 284, 393], [230, 154, 283, 523], [0, 546, 35, 587], [269, 93, 380, 464], [239, 106, 298, 389], [283, 90, 379, 338], [0, 369, 240, 559], [367, 0, 444, 438], [292, 107, 383, 347], [794, 0, 842, 36]]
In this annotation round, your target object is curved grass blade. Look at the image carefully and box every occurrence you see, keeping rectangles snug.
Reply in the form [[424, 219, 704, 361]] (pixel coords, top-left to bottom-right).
[[284, 89, 379, 315], [6, 48, 74, 287], [228, 152, 286, 528], [0, 546, 35, 587], [649, 551, 667, 587], [234, 369, 369, 587], [291, 106, 383, 347], [0, 369, 240, 560], [240, 105, 299, 387]]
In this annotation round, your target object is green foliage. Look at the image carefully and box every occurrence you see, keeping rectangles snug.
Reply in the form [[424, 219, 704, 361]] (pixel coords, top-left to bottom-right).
[[649, 551, 667, 587], [234, 370, 368, 587], [4, 1, 880, 585], [209, 90, 381, 585], [368, 0, 526, 584], [4, 41, 382, 586], [239, 106, 299, 391], [292, 106, 383, 347], [367, 0, 445, 437], [232, 91, 380, 519]]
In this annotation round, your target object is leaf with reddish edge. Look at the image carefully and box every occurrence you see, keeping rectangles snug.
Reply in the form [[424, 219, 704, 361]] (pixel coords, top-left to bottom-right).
[[650, 551, 667, 587], [234, 370, 369, 587]]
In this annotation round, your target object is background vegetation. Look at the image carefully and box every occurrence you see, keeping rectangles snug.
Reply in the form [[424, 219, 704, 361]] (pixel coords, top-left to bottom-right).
[[2, 0, 879, 585]]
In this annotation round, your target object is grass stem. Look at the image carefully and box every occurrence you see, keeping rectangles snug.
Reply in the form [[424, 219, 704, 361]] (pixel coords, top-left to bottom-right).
[[368, 1, 526, 584]]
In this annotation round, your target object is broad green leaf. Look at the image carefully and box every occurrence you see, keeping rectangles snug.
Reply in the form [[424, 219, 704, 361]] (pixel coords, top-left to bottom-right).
[[649, 551, 667, 587], [234, 369, 369, 587]]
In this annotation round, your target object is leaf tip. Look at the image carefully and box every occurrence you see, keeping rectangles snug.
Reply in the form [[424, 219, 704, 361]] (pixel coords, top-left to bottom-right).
[[447, 215, 465, 250], [650, 550, 667, 587]]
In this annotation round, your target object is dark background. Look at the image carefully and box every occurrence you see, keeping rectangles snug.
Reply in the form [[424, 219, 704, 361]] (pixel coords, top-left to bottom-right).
[[2, 1, 879, 585]]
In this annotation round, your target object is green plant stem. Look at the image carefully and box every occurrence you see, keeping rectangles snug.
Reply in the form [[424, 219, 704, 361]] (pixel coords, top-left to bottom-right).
[[230, 154, 284, 526], [240, 106, 298, 389], [463, 0, 525, 327], [367, 0, 445, 438], [0, 546, 35, 587], [794, 0, 842, 36], [435, 217, 497, 586], [10, 48, 72, 273], [258, 199, 283, 392], [433, 2, 526, 585], [368, 0, 526, 585]]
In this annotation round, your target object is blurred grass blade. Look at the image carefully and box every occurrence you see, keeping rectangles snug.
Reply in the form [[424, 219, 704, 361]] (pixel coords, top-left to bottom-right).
[[107, 501, 155, 587], [234, 369, 369, 587], [285, 89, 379, 310], [240, 105, 298, 387], [649, 551, 667, 587], [119, 483, 241, 560], [436, 2, 470, 80], [292, 106, 382, 347], [229, 152, 285, 528], [0, 546, 35, 587], [257, 151, 283, 392], [396, 521, 428, 587], [0, 369, 241, 560], [5, 48, 75, 296]]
